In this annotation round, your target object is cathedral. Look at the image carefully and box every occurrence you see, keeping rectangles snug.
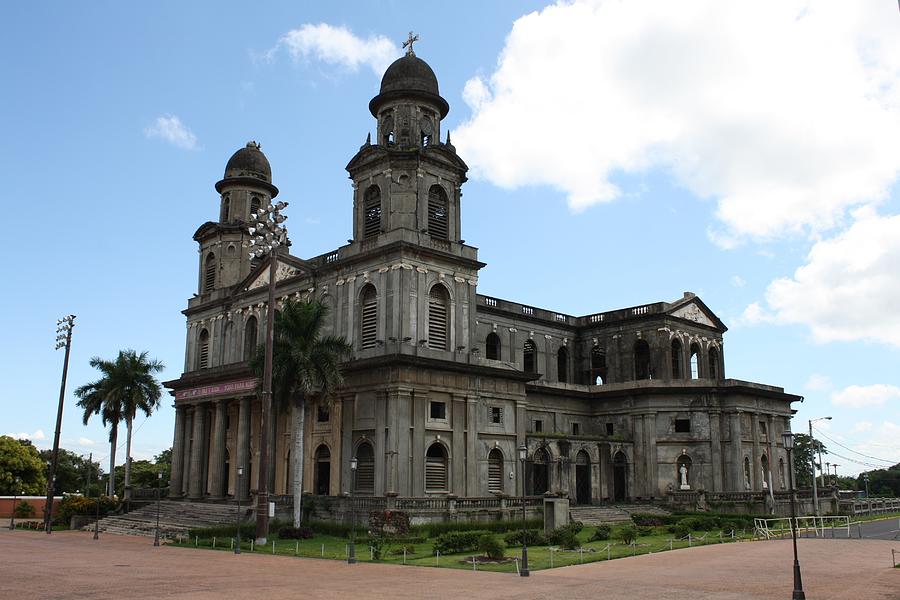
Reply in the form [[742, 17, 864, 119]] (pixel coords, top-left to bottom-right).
[[164, 46, 800, 513]]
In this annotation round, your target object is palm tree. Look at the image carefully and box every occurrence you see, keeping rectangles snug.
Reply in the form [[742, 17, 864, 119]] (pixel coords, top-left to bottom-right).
[[74, 350, 164, 498], [252, 299, 350, 527]]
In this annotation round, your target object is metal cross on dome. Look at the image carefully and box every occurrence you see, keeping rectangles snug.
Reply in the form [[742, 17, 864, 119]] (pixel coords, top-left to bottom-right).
[[403, 31, 419, 56]]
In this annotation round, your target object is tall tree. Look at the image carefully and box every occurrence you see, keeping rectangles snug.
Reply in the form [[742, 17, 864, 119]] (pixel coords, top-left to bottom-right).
[[38, 448, 99, 494], [791, 433, 822, 488], [252, 299, 350, 527], [74, 350, 164, 497], [0, 436, 46, 495]]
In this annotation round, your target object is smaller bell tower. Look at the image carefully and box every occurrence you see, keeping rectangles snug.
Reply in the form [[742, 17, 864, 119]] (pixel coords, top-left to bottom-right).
[[194, 142, 279, 295]]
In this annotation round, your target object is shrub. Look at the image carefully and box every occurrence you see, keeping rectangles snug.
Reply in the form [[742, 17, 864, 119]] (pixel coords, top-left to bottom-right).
[[477, 534, 505, 559], [590, 524, 611, 541], [636, 526, 654, 537], [413, 518, 542, 538], [433, 530, 491, 554], [390, 544, 415, 555], [616, 525, 638, 545], [306, 520, 353, 538], [277, 526, 314, 540], [680, 516, 717, 532], [14, 501, 35, 518], [504, 529, 547, 547], [368, 510, 411, 537], [631, 514, 665, 527], [547, 525, 579, 549], [57, 494, 118, 524], [672, 523, 691, 539], [369, 535, 387, 560]]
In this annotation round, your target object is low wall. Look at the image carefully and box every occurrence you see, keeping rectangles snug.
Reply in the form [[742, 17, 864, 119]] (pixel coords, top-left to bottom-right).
[[0, 496, 62, 519], [667, 490, 830, 517]]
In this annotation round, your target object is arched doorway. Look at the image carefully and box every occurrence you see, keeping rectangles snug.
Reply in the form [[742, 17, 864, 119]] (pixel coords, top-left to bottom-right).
[[314, 445, 330, 496], [575, 450, 591, 505], [488, 448, 504, 495], [533, 448, 550, 496], [613, 451, 628, 502], [425, 442, 449, 493]]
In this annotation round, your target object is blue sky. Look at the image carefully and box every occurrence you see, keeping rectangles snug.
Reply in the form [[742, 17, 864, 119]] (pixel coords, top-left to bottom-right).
[[2, 1, 899, 478]]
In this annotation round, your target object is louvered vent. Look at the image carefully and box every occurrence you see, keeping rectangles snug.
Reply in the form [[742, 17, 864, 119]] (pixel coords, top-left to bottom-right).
[[198, 330, 210, 369], [356, 443, 374, 494], [204, 254, 216, 292], [360, 287, 377, 349], [488, 450, 503, 494], [428, 186, 448, 240], [428, 287, 448, 350], [363, 186, 382, 239], [425, 444, 448, 492]]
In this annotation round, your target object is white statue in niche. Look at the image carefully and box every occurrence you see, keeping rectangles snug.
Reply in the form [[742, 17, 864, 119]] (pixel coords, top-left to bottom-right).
[[679, 463, 690, 490], [761, 468, 769, 490]]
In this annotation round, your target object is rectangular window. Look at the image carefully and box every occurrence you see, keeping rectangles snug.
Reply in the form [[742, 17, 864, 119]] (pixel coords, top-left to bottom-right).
[[490, 406, 503, 424], [675, 418, 691, 433], [759, 420, 768, 441], [572, 422, 580, 436], [430, 401, 447, 420], [606, 422, 614, 435], [317, 405, 330, 423], [534, 419, 544, 433]]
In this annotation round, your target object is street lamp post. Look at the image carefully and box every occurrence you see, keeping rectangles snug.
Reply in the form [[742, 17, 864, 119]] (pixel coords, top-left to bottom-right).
[[45, 314, 76, 534], [153, 472, 162, 546], [348, 456, 358, 565], [235, 466, 244, 554], [248, 201, 289, 546], [518, 443, 529, 577], [9, 477, 20, 530], [808, 416, 831, 517], [782, 431, 806, 600]]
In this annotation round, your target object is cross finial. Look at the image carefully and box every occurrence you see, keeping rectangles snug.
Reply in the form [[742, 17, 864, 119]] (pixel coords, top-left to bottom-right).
[[403, 31, 419, 56]]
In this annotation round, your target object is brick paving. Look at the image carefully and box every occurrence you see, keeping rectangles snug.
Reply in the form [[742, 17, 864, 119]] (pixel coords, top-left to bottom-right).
[[2, 529, 897, 599]]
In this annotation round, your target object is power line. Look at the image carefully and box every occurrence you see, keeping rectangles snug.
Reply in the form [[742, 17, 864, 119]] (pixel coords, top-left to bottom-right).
[[811, 426, 898, 465]]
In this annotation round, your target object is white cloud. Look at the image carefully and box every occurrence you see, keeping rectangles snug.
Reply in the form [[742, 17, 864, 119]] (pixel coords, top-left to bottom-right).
[[804, 374, 832, 392], [276, 24, 396, 76], [78, 437, 95, 446], [831, 384, 900, 408], [730, 275, 746, 288], [5, 429, 45, 441], [850, 421, 873, 434], [144, 115, 198, 150], [756, 210, 900, 346], [735, 301, 773, 326], [454, 0, 900, 243]]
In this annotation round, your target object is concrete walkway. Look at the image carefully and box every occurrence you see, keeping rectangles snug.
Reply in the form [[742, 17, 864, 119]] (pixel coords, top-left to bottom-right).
[[1, 529, 897, 599]]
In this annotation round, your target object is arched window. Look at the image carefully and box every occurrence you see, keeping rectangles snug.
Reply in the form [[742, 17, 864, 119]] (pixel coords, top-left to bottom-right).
[[250, 196, 261, 217], [671, 339, 683, 379], [778, 458, 786, 490], [221, 194, 231, 222], [485, 332, 501, 360], [743, 456, 751, 489], [362, 186, 382, 239], [689, 343, 701, 379], [677, 455, 693, 489], [709, 347, 720, 380], [427, 285, 449, 350], [198, 329, 210, 369], [359, 285, 377, 349], [634, 340, 651, 380], [557, 346, 569, 383], [533, 448, 550, 496], [382, 114, 395, 146], [488, 448, 503, 494], [243, 316, 258, 361], [355, 442, 374, 494], [425, 442, 448, 492], [523, 340, 536, 372], [314, 445, 330, 496], [590, 346, 606, 384], [427, 185, 449, 239], [204, 253, 216, 293]]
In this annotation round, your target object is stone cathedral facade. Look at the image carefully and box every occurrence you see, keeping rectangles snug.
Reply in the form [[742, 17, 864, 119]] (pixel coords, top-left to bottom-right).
[[164, 49, 800, 510]]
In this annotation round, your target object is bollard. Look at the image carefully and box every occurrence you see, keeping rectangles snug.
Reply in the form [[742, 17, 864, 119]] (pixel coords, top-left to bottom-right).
[[403, 548, 407, 565], [195, 536, 198, 547], [514, 557, 520, 576], [370, 546, 374, 561], [669, 539, 673, 551], [272, 540, 275, 554], [550, 548, 554, 568], [631, 541, 636, 556], [688, 533, 692, 547], [473, 556, 477, 572], [231, 538, 234, 550], [213, 537, 216, 549], [295, 541, 299, 555], [250, 539, 254, 552], [580, 547, 584, 563], [436, 550, 440, 566], [321, 543, 325, 557], [607, 544, 610, 561]]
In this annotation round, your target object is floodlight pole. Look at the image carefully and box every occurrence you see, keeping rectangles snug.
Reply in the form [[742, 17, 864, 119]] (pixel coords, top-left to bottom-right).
[[45, 314, 76, 534]]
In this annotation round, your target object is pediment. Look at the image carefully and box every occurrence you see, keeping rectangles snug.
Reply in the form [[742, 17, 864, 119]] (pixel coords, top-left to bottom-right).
[[247, 259, 303, 290], [670, 301, 716, 327]]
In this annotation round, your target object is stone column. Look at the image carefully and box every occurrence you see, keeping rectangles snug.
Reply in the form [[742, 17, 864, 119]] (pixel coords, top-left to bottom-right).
[[729, 412, 743, 491], [169, 405, 186, 496], [633, 416, 646, 497], [181, 409, 193, 496], [188, 403, 206, 499], [375, 391, 386, 496], [709, 410, 723, 492], [451, 394, 466, 494], [766, 415, 777, 491], [645, 413, 658, 498], [208, 399, 228, 498], [751, 413, 761, 490], [236, 397, 251, 501]]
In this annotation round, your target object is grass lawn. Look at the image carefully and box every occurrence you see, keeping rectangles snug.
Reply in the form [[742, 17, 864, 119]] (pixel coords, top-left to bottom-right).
[[172, 524, 755, 573]]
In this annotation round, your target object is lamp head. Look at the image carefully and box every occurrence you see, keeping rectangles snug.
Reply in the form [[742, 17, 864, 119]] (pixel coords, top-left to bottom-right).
[[350, 456, 358, 471], [781, 430, 794, 450], [518, 444, 527, 462]]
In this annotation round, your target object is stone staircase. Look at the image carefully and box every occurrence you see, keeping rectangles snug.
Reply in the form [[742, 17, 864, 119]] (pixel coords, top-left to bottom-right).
[[569, 503, 671, 525], [83, 500, 246, 539]]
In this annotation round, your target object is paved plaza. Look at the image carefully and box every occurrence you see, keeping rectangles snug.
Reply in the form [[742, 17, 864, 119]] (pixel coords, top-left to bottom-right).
[[1, 528, 897, 599]]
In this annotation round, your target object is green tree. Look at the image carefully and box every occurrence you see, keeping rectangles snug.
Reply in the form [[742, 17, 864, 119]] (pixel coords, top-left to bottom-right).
[[858, 464, 900, 498], [791, 433, 822, 488], [251, 299, 350, 527], [38, 448, 99, 494], [0, 436, 46, 494], [74, 350, 164, 498]]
